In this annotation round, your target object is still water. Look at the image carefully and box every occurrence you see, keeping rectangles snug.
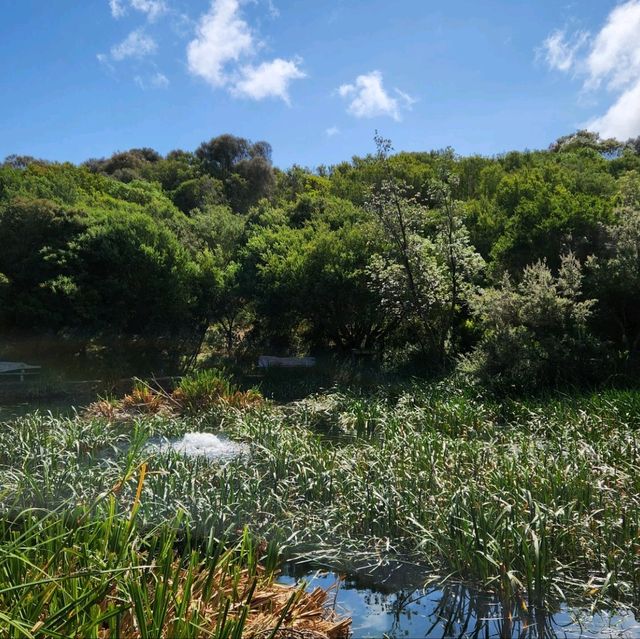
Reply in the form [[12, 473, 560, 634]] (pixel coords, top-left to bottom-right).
[[279, 566, 639, 639], [0, 401, 76, 421]]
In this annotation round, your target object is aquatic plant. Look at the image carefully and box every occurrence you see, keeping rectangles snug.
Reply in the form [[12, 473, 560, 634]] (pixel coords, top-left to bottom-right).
[[2, 385, 639, 615], [0, 482, 349, 637], [174, 369, 263, 412], [85, 369, 263, 421]]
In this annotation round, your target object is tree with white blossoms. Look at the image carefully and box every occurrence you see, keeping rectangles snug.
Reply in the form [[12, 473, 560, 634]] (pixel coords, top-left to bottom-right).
[[367, 134, 484, 363], [464, 253, 597, 391]]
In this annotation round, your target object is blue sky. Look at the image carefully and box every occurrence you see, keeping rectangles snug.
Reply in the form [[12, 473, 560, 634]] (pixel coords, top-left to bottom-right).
[[1, 0, 639, 169]]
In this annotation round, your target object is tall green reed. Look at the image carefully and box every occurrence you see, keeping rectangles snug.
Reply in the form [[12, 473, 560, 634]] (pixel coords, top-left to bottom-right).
[[2, 385, 639, 612]]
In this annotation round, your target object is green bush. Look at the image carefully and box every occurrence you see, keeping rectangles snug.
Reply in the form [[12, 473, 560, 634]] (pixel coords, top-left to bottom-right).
[[462, 254, 604, 392], [173, 369, 262, 412]]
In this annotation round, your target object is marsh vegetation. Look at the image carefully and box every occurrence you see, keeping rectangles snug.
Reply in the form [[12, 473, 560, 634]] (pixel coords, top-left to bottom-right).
[[1, 378, 639, 636]]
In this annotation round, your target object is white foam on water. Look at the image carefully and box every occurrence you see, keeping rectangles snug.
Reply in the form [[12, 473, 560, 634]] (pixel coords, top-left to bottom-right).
[[153, 432, 248, 460]]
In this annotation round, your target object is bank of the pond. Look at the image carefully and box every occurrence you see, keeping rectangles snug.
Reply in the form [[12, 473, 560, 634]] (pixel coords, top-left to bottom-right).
[[1, 384, 639, 628]]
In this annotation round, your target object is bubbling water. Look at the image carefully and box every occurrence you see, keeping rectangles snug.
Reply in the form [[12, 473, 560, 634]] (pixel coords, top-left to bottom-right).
[[152, 432, 248, 460]]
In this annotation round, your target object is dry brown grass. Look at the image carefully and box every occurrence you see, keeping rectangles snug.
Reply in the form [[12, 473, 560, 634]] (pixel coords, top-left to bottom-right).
[[91, 561, 349, 639], [241, 581, 350, 639]]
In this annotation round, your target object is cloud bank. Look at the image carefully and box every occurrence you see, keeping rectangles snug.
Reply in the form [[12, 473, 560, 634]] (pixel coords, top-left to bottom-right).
[[541, 0, 640, 139]]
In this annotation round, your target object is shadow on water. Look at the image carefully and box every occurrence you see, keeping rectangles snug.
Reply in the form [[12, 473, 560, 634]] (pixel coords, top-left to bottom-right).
[[279, 563, 639, 639], [0, 400, 77, 421]]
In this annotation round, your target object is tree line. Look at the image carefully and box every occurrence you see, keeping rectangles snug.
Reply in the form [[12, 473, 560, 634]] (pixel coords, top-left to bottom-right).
[[1, 130, 639, 390]]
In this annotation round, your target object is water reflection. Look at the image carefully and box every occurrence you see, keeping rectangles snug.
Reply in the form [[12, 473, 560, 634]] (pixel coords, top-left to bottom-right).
[[0, 401, 75, 421], [279, 564, 639, 638]]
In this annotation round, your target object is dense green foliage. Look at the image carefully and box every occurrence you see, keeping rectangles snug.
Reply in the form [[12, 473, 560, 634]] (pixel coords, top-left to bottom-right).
[[2, 386, 639, 611], [2, 130, 640, 388]]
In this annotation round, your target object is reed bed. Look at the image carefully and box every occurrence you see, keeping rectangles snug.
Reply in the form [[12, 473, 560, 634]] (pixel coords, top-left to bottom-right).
[[1, 383, 639, 619], [0, 489, 348, 637]]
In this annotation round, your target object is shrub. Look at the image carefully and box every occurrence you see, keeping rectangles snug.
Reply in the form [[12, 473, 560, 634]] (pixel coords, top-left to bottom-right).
[[462, 254, 603, 392], [173, 369, 263, 412]]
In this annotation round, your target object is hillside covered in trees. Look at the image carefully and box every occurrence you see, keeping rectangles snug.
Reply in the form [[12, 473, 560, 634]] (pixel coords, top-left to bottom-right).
[[2, 130, 640, 391]]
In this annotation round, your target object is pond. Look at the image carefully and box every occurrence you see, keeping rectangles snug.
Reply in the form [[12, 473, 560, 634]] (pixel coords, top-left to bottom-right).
[[3, 396, 639, 638], [279, 565, 640, 639], [0, 400, 77, 420]]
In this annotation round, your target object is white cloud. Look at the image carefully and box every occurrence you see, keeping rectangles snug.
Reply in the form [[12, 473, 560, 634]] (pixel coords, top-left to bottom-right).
[[108, 0, 167, 20], [187, 0, 305, 103], [110, 29, 157, 61], [266, 0, 279, 18], [339, 71, 413, 121], [109, 0, 126, 18], [585, 0, 640, 90], [130, 0, 167, 21], [187, 0, 254, 87], [395, 88, 418, 108], [152, 71, 169, 88], [541, 0, 640, 140], [587, 78, 640, 139], [326, 126, 340, 137], [96, 52, 116, 74], [540, 29, 588, 72], [233, 58, 305, 103], [135, 71, 170, 89]]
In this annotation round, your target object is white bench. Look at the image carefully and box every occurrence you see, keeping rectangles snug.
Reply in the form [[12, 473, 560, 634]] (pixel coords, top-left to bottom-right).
[[0, 361, 41, 382], [258, 356, 316, 369]]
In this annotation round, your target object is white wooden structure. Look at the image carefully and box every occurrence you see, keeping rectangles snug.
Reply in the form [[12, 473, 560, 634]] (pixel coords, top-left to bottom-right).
[[258, 356, 316, 369], [0, 361, 41, 382]]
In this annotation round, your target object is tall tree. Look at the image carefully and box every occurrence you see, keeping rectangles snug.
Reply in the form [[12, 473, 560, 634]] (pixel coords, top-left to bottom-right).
[[367, 135, 483, 363]]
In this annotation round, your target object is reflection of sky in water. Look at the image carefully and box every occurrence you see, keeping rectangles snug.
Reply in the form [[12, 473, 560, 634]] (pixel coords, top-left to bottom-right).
[[278, 570, 640, 638]]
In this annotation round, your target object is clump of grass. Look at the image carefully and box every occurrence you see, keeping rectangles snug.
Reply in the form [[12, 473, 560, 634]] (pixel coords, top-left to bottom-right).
[[0, 499, 349, 637], [122, 383, 171, 414], [86, 370, 263, 420], [174, 369, 263, 413]]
